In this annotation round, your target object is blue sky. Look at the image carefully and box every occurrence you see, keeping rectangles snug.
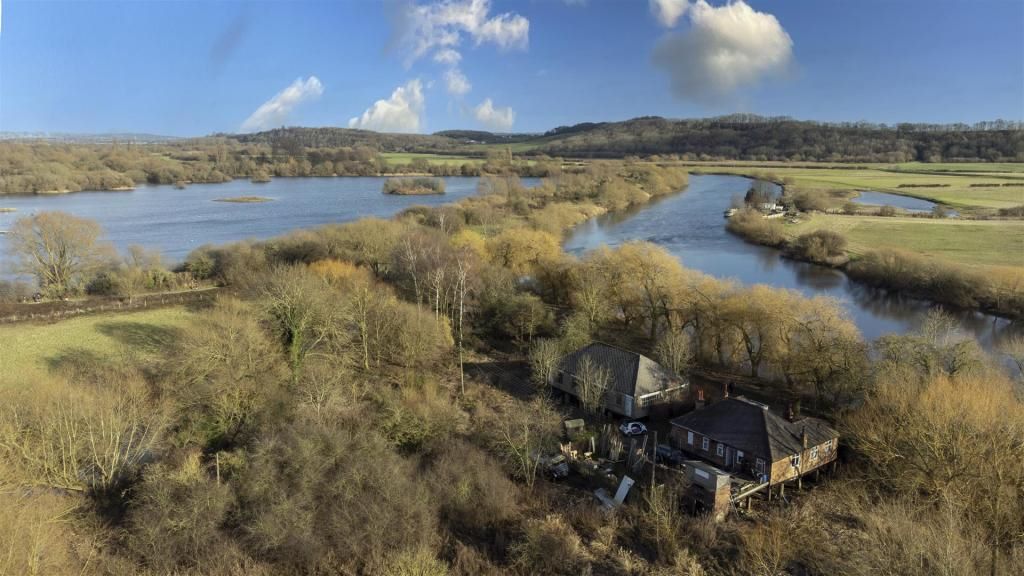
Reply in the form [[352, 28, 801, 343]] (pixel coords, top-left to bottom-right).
[[1, 0, 1021, 136]]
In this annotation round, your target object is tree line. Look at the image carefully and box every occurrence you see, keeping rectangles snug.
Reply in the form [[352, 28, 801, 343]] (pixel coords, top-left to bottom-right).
[[1, 158, 1022, 575]]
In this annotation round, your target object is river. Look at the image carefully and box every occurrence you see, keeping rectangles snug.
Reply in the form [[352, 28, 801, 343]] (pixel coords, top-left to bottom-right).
[[1, 174, 1017, 345], [564, 174, 1017, 345]]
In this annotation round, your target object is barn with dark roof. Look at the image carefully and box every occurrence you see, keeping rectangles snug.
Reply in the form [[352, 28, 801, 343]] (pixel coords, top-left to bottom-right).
[[551, 342, 688, 418]]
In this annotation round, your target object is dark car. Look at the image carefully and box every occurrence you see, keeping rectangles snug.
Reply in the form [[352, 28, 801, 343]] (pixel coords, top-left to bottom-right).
[[655, 444, 684, 467]]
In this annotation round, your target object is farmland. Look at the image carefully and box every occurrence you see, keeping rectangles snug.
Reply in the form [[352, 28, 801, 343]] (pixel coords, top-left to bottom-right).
[[684, 162, 1024, 210], [782, 213, 1024, 269]]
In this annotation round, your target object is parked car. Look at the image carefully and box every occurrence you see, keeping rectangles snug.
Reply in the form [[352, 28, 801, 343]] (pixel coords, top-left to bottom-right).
[[655, 444, 684, 466], [619, 421, 648, 436], [545, 454, 569, 479]]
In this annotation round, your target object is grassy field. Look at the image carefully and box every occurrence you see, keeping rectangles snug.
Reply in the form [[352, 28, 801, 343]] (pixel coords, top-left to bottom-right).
[[683, 163, 1024, 210], [0, 306, 194, 389], [380, 152, 479, 166], [783, 213, 1024, 269]]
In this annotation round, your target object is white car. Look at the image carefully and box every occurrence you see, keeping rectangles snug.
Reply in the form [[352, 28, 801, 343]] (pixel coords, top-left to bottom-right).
[[619, 421, 648, 436]]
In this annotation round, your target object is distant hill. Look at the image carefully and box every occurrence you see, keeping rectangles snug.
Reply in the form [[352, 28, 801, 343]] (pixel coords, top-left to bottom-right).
[[225, 127, 461, 154], [527, 115, 1024, 162], [0, 132, 180, 144], [223, 116, 1022, 163]]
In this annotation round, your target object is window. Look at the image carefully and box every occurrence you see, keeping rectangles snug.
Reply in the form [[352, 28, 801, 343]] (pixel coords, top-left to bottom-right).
[[755, 458, 765, 475], [687, 431, 694, 445], [824, 439, 833, 452], [791, 454, 801, 468], [716, 444, 724, 457], [810, 446, 819, 460], [736, 450, 745, 463], [701, 437, 709, 451]]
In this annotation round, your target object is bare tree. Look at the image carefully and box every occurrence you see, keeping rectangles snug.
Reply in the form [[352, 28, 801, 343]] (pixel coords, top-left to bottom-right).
[[576, 356, 611, 415], [6, 211, 116, 296], [529, 338, 562, 394], [654, 328, 692, 377]]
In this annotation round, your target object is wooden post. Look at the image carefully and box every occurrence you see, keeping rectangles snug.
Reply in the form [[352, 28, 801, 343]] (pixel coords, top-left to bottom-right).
[[651, 431, 658, 491], [215, 452, 221, 485], [780, 482, 785, 499]]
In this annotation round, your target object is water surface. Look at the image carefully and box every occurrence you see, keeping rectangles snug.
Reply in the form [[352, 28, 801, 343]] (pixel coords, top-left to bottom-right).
[[564, 175, 1015, 345], [0, 177, 536, 264], [852, 190, 953, 215]]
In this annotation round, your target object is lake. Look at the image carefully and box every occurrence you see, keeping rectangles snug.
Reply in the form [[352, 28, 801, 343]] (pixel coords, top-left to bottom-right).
[[564, 175, 1016, 346], [0, 177, 537, 264], [2, 174, 1016, 346]]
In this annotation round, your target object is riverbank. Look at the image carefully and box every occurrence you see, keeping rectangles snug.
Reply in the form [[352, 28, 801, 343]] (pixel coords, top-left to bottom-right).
[[726, 207, 1024, 320]]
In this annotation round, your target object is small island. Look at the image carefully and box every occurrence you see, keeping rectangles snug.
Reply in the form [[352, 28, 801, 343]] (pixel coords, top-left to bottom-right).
[[382, 177, 446, 196], [0, 207, 16, 213], [213, 196, 273, 203]]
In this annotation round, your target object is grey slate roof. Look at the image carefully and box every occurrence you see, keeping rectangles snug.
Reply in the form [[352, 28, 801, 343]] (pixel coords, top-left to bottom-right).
[[670, 397, 838, 462], [558, 342, 683, 397]]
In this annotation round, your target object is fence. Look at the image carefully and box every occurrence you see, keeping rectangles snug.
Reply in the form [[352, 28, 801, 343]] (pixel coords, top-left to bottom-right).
[[0, 288, 220, 324]]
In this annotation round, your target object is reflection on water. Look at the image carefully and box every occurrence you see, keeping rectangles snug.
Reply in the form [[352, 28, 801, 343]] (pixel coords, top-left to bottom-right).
[[0, 176, 538, 265], [564, 175, 1019, 347]]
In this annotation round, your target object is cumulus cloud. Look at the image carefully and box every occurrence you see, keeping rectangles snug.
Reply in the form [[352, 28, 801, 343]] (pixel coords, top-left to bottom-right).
[[241, 76, 323, 132], [444, 68, 472, 96], [650, 0, 690, 27], [473, 98, 515, 131], [400, 0, 529, 63], [348, 80, 425, 133], [652, 0, 793, 103]]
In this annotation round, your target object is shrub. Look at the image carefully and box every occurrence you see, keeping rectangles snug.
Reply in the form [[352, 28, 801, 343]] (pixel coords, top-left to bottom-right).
[[726, 209, 786, 246], [789, 230, 849, 265], [235, 420, 438, 574], [383, 177, 446, 195]]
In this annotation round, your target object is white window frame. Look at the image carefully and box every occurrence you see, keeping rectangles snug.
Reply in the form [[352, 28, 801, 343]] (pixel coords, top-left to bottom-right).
[[736, 450, 745, 463], [701, 437, 709, 451], [755, 458, 765, 475], [687, 431, 694, 445], [824, 439, 833, 452], [810, 446, 819, 460], [791, 454, 801, 468], [716, 443, 724, 457]]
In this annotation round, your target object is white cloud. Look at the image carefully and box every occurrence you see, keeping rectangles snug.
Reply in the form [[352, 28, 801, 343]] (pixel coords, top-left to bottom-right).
[[652, 0, 793, 103], [241, 76, 323, 132], [473, 98, 515, 131], [400, 0, 529, 64], [650, 0, 690, 28], [433, 48, 462, 65], [348, 80, 425, 133], [444, 68, 472, 96]]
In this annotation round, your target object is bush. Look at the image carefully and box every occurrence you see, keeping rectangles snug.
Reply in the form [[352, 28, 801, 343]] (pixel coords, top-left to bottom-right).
[[789, 229, 849, 265], [383, 177, 446, 195], [878, 205, 897, 217], [235, 419, 438, 574], [726, 209, 786, 246]]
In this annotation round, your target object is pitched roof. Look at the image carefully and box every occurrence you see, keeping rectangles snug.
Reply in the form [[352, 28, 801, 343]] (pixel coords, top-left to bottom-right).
[[670, 397, 838, 461], [558, 342, 683, 397]]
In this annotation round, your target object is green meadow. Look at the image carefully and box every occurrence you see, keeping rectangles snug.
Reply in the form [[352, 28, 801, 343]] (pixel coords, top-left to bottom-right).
[[0, 306, 194, 390]]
